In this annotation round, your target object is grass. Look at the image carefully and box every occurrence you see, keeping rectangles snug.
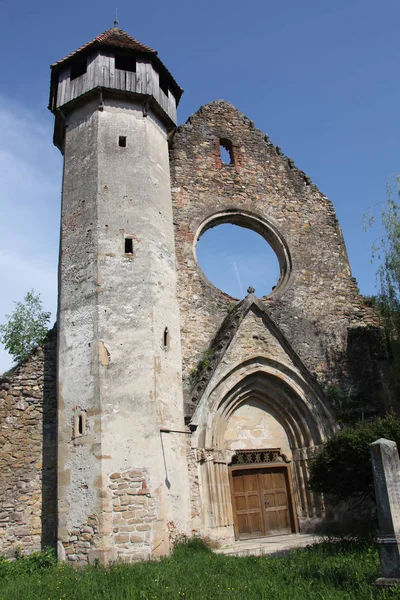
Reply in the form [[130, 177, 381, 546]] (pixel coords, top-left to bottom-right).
[[1, 537, 400, 600]]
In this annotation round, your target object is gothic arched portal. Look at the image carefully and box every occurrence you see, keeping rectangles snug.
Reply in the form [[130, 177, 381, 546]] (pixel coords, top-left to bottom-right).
[[190, 357, 336, 542]]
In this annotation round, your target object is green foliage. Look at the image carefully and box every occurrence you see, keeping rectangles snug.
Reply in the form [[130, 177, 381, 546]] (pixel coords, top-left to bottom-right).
[[0, 538, 397, 599], [189, 367, 198, 383], [309, 414, 400, 501], [0, 547, 56, 576], [0, 290, 51, 364], [226, 302, 236, 315], [198, 348, 214, 370], [325, 384, 343, 414], [364, 178, 400, 373], [189, 348, 215, 383]]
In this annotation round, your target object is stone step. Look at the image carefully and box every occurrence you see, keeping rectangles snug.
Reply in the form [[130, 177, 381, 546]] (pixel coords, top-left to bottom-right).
[[215, 533, 323, 557]]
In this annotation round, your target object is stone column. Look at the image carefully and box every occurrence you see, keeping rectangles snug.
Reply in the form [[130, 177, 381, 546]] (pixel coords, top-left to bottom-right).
[[370, 438, 400, 586]]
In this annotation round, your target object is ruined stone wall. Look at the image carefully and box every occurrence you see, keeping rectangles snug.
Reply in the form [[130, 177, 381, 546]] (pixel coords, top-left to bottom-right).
[[0, 329, 57, 556], [170, 100, 388, 419]]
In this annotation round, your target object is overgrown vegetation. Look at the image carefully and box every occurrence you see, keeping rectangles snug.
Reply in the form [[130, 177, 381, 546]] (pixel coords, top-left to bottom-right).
[[189, 348, 215, 383], [364, 177, 400, 375], [325, 384, 344, 416], [1, 538, 398, 600], [226, 301, 237, 315], [0, 290, 51, 364], [309, 414, 400, 502]]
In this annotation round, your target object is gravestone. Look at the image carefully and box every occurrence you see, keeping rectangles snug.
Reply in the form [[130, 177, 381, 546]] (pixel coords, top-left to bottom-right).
[[370, 438, 400, 586]]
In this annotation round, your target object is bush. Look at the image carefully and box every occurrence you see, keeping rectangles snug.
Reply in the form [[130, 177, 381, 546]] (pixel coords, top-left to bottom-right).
[[309, 414, 400, 502]]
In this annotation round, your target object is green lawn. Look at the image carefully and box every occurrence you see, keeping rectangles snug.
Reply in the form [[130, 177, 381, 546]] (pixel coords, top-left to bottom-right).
[[1, 538, 399, 600]]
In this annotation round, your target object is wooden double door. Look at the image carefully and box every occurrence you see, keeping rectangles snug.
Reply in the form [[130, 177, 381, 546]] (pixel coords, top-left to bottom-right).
[[230, 466, 297, 539]]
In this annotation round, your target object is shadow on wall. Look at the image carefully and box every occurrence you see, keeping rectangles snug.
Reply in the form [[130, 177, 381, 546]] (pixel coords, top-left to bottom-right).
[[318, 495, 377, 537], [41, 327, 58, 550], [324, 325, 398, 423]]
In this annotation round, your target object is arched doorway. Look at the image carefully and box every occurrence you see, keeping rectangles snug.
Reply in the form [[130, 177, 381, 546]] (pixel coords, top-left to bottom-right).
[[225, 401, 298, 539], [189, 357, 336, 543]]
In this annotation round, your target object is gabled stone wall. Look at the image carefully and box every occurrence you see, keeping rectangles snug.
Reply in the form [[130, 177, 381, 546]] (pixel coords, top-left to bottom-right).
[[0, 329, 57, 556], [170, 100, 394, 420]]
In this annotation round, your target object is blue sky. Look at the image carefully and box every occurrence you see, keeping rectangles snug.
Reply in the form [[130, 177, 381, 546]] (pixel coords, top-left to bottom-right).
[[0, 0, 399, 372]]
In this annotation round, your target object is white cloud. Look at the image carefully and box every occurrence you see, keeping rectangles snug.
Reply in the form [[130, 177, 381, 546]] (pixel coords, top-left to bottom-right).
[[0, 98, 61, 374]]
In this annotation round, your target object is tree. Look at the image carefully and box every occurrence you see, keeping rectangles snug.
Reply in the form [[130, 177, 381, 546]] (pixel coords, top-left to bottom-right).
[[308, 414, 400, 503], [0, 290, 51, 364], [364, 177, 400, 369]]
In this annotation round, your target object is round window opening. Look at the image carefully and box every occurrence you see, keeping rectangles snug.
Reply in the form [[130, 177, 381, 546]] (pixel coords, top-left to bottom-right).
[[196, 221, 286, 299]]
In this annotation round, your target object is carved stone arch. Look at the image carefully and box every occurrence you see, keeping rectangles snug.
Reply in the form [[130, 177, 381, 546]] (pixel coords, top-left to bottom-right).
[[192, 355, 336, 448], [190, 356, 336, 542], [213, 378, 314, 451]]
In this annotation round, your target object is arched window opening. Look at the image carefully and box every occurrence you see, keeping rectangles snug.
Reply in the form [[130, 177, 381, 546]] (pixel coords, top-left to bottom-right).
[[220, 138, 234, 165]]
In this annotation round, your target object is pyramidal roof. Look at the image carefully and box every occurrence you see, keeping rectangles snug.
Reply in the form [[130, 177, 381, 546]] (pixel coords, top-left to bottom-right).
[[51, 28, 157, 67]]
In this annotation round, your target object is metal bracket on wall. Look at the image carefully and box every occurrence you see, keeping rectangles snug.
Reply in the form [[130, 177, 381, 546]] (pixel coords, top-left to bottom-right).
[[160, 428, 192, 435]]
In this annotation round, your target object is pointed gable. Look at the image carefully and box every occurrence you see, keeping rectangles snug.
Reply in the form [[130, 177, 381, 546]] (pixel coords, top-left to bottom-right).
[[186, 294, 325, 420]]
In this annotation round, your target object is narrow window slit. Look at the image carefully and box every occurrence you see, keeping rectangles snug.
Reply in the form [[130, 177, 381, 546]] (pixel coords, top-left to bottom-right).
[[74, 411, 86, 438], [119, 136, 127, 147], [125, 238, 133, 254], [163, 327, 169, 348]]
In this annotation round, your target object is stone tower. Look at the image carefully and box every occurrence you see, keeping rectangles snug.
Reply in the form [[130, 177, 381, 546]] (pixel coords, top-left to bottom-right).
[[49, 28, 190, 563]]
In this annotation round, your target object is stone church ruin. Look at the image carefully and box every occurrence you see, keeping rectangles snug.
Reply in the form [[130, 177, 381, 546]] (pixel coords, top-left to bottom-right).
[[0, 27, 393, 562]]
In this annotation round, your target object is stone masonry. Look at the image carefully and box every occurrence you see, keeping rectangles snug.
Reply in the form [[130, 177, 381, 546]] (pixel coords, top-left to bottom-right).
[[0, 28, 397, 558], [0, 328, 56, 556], [109, 469, 156, 562], [170, 100, 395, 421], [0, 97, 396, 557]]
